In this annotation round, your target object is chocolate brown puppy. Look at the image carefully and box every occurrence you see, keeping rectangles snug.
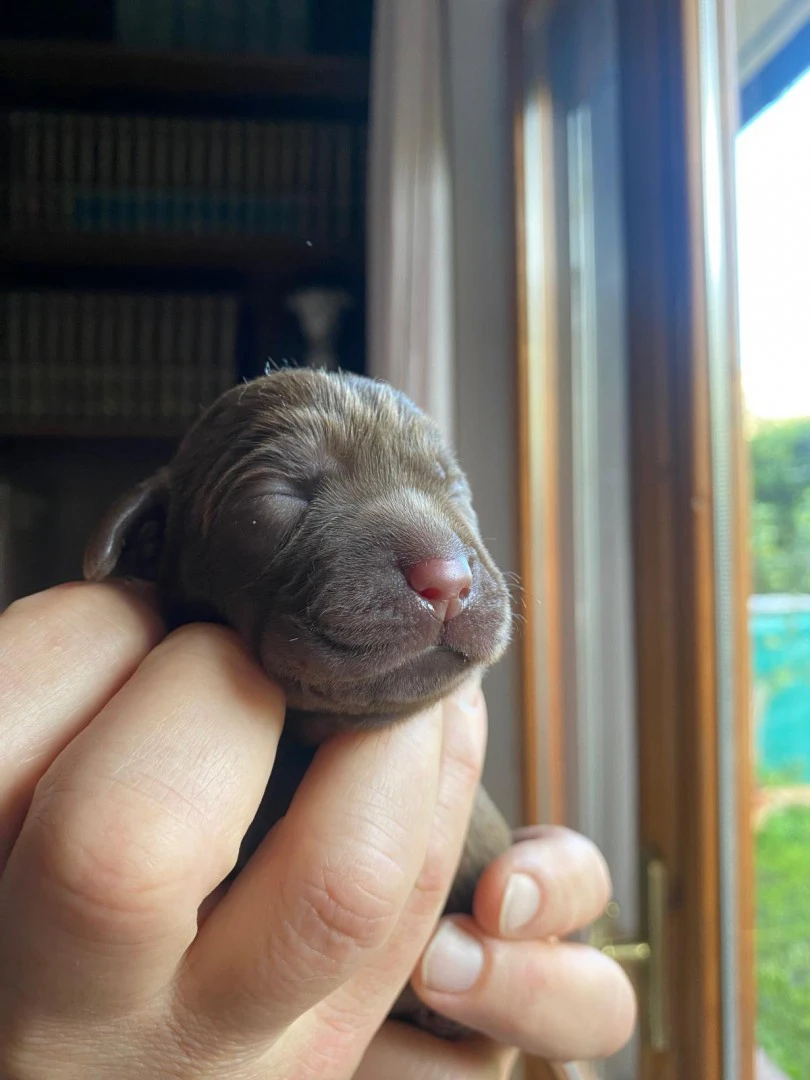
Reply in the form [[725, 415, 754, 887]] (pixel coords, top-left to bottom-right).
[[84, 368, 514, 1038]]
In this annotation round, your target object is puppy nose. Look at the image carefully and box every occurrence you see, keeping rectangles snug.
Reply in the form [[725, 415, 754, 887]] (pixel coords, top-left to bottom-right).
[[405, 557, 473, 622]]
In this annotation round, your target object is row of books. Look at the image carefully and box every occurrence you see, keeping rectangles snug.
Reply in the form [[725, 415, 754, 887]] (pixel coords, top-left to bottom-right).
[[4, 111, 366, 240], [0, 290, 240, 425], [115, 0, 312, 55]]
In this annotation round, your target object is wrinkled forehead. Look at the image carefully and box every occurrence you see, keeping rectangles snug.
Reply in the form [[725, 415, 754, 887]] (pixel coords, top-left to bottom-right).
[[257, 374, 448, 479]]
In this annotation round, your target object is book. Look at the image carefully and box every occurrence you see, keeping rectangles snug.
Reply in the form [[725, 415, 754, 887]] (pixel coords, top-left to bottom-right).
[[97, 115, 115, 233], [5, 110, 366, 243], [245, 0, 272, 55], [274, 0, 310, 54], [115, 0, 146, 49], [170, 117, 189, 233], [61, 114, 77, 231], [1, 289, 241, 428]]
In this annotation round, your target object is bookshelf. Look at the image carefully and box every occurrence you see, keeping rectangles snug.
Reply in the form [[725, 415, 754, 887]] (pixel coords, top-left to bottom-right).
[[0, 41, 370, 104], [0, 0, 373, 606], [0, 232, 365, 274]]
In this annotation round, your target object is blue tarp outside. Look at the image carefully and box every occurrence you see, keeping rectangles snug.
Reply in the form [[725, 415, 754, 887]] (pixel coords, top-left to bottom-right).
[[751, 596, 810, 783]]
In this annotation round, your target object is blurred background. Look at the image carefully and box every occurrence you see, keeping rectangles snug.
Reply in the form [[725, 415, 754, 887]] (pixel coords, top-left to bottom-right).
[[0, 0, 372, 602], [736, 12, 810, 1074], [2, 2, 810, 1079]]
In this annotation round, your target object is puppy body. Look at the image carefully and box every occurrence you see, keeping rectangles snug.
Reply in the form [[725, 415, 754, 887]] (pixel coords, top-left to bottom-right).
[[84, 369, 514, 1037]]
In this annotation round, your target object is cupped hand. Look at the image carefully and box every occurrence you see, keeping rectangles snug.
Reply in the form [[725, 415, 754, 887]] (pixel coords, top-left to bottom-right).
[[0, 581, 489, 1080]]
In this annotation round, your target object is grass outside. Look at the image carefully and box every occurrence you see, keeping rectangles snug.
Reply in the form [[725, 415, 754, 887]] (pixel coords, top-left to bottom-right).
[[756, 803, 810, 1080]]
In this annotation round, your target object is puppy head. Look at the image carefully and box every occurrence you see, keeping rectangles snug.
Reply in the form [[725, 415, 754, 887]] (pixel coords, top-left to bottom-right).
[[85, 370, 512, 734]]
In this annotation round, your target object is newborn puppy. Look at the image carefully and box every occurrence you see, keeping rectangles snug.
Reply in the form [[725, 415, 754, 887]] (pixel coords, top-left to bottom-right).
[[83, 368, 514, 1038]]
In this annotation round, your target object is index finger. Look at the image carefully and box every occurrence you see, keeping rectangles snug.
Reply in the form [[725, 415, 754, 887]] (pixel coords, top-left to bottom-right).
[[177, 701, 445, 1050], [0, 581, 165, 866]]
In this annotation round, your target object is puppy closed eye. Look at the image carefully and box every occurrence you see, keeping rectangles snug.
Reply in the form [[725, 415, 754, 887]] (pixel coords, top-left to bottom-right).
[[268, 475, 321, 506]]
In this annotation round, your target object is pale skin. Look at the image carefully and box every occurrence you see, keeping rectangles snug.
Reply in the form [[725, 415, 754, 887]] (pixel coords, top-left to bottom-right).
[[0, 581, 636, 1079]]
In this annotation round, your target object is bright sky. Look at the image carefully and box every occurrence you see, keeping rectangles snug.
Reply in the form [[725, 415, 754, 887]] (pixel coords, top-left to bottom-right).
[[735, 66, 810, 420]]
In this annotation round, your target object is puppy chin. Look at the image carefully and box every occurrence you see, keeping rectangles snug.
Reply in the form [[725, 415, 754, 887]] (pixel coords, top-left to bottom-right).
[[282, 656, 480, 742], [258, 628, 478, 724]]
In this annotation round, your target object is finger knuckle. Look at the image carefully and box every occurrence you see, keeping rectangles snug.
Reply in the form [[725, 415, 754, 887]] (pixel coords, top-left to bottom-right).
[[443, 719, 486, 796], [25, 784, 191, 934], [289, 855, 404, 963]]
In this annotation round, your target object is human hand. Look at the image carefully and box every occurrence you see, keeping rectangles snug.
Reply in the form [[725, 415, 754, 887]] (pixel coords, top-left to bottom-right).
[[354, 823, 638, 1077], [0, 581, 490, 1080]]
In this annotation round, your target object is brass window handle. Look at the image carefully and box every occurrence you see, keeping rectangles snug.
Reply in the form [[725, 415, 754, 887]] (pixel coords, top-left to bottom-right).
[[589, 858, 670, 1053]]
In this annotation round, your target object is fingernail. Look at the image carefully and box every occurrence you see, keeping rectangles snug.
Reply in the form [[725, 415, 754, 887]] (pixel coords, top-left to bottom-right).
[[422, 922, 484, 993], [499, 872, 542, 935]]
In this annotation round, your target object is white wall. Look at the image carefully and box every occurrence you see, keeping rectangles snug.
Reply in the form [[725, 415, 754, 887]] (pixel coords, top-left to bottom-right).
[[445, 0, 523, 829]]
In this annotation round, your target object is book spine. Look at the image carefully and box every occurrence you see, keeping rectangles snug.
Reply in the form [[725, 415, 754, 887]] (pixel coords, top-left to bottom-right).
[[116, 116, 134, 232], [218, 296, 239, 393], [157, 294, 175, 420], [170, 117, 189, 233], [187, 120, 205, 235], [60, 114, 77, 231], [279, 122, 296, 235], [260, 122, 278, 235], [76, 114, 96, 232], [210, 0, 241, 53], [61, 292, 78, 418], [0, 480, 12, 612], [98, 292, 116, 419], [181, 0, 206, 50], [97, 116, 115, 233], [26, 292, 43, 418], [24, 112, 42, 231], [116, 294, 133, 420], [208, 120, 225, 233], [297, 122, 315, 238], [335, 123, 351, 243], [78, 292, 97, 421], [244, 121, 261, 234], [7, 113, 23, 229], [7, 294, 23, 418], [355, 123, 368, 240], [45, 292, 63, 418], [245, 0, 271, 54], [224, 120, 244, 233], [178, 294, 196, 419], [115, 0, 146, 48], [0, 294, 8, 417], [134, 116, 151, 233], [275, 0, 310, 53], [137, 295, 156, 423], [152, 0, 176, 48], [314, 124, 333, 242], [197, 294, 215, 406], [41, 113, 59, 230], [153, 118, 171, 231]]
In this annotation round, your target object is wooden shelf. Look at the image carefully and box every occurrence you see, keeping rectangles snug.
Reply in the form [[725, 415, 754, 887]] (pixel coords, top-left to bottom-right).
[[0, 231, 365, 275], [0, 419, 186, 440], [0, 41, 370, 104]]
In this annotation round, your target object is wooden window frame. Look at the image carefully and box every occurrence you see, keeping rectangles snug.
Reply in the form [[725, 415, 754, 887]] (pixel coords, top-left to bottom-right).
[[510, 1, 755, 1078]]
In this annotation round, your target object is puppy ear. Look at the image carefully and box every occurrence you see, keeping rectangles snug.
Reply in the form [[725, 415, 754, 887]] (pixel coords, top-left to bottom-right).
[[83, 468, 170, 583]]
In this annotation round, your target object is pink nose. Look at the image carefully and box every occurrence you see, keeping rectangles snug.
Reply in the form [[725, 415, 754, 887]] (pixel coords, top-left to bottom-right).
[[405, 556, 473, 622]]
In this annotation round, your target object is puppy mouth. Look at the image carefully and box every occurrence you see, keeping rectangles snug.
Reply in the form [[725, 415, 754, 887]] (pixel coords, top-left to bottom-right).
[[312, 619, 471, 663]]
